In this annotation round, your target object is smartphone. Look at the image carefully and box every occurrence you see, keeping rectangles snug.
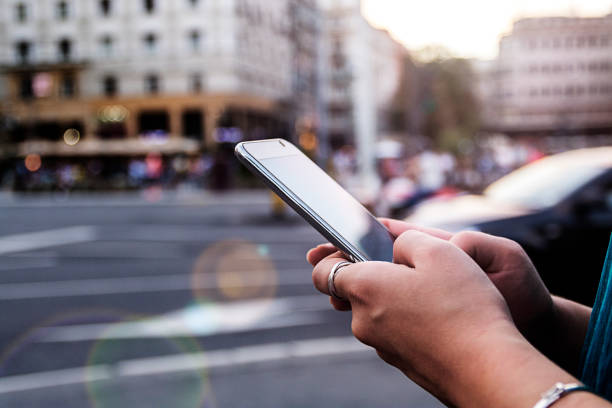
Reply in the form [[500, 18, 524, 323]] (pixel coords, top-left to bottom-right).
[[235, 139, 394, 263]]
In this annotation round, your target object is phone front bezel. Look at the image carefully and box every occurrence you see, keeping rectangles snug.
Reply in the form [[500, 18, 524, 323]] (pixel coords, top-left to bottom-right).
[[235, 140, 369, 263]]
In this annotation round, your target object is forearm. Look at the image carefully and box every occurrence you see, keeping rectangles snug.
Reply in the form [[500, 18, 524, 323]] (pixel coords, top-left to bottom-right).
[[527, 296, 591, 375], [450, 328, 607, 408]]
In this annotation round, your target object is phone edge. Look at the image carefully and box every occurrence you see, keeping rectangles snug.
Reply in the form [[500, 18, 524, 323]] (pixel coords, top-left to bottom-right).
[[235, 141, 368, 263]]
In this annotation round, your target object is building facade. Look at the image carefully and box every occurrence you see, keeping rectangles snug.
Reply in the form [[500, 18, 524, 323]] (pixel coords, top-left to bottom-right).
[[318, 0, 408, 185], [0, 0, 303, 159], [482, 14, 612, 136]]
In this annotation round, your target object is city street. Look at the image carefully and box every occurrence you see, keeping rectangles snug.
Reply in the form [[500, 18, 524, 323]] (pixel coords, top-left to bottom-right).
[[0, 190, 443, 408]]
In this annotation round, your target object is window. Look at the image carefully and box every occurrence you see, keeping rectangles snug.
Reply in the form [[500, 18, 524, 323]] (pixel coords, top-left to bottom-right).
[[60, 74, 75, 98], [16, 41, 31, 64], [100, 35, 114, 57], [143, 33, 157, 53], [57, 1, 69, 20], [190, 73, 203, 92], [145, 74, 159, 94], [144, 0, 156, 14], [188, 30, 201, 52], [16, 3, 27, 23], [58, 38, 72, 61], [19, 75, 33, 99], [100, 0, 111, 16], [103, 75, 118, 97]]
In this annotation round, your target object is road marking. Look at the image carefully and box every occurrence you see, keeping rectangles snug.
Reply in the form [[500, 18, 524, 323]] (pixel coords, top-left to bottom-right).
[[0, 226, 96, 256], [0, 192, 272, 208], [0, 269, 313, 300], [119, 336, 367, 377], [0, 336, 367, 395], [39, 295, 330, 342], [0, 366, 111, 395]]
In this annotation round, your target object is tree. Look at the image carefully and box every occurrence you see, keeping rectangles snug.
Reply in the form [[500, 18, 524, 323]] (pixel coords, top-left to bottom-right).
[[415, 48, 481, 152]]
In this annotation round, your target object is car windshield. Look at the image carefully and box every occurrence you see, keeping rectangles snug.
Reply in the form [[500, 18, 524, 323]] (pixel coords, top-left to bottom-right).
[[484, 160, 606, 210]]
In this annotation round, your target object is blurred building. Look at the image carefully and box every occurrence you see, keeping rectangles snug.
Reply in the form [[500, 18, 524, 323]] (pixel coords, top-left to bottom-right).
[[289, 0, 320, 137], [0, 0, 307, 160], [480, 14, 612, 136], [318, 0, 408, 186]]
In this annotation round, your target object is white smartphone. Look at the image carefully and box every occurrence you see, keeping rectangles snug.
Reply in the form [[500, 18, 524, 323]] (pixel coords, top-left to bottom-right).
[[235, 139, 394, 262]]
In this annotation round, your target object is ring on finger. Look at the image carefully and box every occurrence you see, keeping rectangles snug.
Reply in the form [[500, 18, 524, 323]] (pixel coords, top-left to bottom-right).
[[328, 261, 352, 301]]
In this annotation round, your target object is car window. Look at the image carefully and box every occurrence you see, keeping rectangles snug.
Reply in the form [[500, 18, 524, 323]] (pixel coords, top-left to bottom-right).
[[484, 161, 607, 210]]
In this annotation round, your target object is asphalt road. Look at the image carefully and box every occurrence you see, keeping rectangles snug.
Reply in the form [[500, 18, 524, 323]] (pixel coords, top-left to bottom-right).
[[0, 190, 444, 408]]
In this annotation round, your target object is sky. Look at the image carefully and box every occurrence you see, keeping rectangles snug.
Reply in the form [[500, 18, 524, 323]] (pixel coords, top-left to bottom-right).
[[361, 0, 612, 60]]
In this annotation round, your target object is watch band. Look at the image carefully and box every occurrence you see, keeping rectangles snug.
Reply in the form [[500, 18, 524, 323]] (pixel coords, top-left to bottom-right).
[[533, 383, 591, 408]]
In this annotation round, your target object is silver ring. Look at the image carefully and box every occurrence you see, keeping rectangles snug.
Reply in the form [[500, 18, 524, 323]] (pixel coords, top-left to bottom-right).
[[328, 261, 352, 301]]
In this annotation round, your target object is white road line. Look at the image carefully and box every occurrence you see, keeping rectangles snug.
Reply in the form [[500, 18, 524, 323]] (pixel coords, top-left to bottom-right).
[[119, 336, 367, 377], [39, 295, 329, 342], [0, 269, 313, 300], [0, 192, 272, 208], [0, 336, 367, 395], [0, 226, 97, 256], [0, 366, 111, 394]]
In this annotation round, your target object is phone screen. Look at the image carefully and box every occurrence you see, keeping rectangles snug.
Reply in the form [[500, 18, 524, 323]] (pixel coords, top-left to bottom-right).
[[257, 151, 394, 262]]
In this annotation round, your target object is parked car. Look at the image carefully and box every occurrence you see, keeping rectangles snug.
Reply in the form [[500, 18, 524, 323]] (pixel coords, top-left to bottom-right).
[[406, 147, 612, 305]]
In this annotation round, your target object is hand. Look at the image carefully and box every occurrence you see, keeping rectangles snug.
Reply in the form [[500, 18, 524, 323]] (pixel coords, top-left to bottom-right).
[[309, 230, 520, 405], [449, 230, 553, 339], [306, 219, 455, 312], [375, 220, 555, 344]]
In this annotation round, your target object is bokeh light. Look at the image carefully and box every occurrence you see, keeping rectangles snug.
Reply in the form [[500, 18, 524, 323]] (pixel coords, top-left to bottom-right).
[[97, 105, 129, 123], [191, 240, 278, 302], [0, 309, 213, 408], [24, 154, 42, 172], [63, 128, 81, 146], [0, 309, 128, 378], [86, 319, 211, 408]]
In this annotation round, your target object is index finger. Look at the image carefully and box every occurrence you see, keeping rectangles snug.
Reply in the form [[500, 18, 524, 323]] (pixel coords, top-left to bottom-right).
[[311, 252, 355, 299], [378, 218, 453, 241]]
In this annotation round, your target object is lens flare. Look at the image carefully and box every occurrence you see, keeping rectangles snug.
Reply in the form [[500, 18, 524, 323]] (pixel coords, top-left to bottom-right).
[[63, 128, 81, 146], [0, 308, 213, 408], [191, 240, 278, 302], [86, 319, 211, 408], [0, 309, 129, 378], [24, 154, 42, 172]]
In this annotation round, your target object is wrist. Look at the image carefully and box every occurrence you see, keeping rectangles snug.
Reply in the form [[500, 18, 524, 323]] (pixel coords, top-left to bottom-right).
[[553, 389, 608, 408], [449, 326, 577, 408]]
